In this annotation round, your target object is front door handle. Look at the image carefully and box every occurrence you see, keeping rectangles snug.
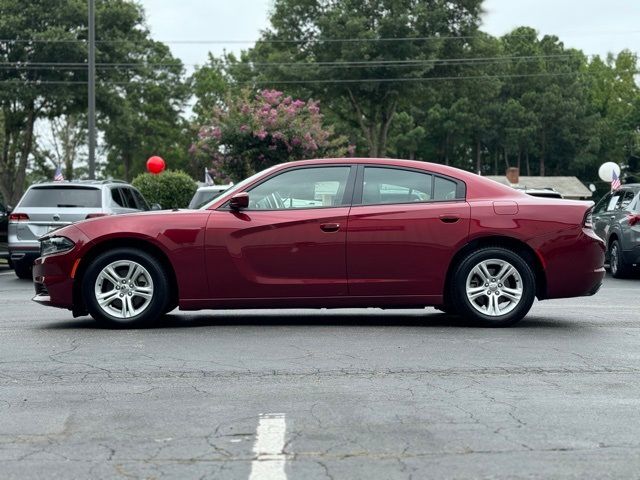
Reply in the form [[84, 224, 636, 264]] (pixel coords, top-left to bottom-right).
[[320, 223, 340, 233], [439, 215, 460, 224]]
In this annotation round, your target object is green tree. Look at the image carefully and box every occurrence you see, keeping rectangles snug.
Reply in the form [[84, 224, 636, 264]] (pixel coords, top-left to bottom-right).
[[245, 0, 485, 157]]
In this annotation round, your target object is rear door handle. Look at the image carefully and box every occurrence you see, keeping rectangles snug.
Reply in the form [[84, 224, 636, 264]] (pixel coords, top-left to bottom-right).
[[439, 215, 460, 224], [320, 223, 340, 233]]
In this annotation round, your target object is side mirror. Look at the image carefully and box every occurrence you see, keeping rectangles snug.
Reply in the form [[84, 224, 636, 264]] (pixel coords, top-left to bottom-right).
[[150, 203, 162, 211], [6, 205, 13, 213], [229, 192, 249, 210]]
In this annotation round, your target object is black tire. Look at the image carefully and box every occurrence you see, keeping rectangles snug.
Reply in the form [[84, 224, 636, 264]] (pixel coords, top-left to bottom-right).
[[82, 248, 170, 328], [14, 261, 32, 280], [609, 239, 630, 279], [450, 247, 536, 327]]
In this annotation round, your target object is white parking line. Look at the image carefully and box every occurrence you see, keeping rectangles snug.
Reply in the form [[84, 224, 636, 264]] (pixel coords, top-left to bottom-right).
[[249, 413, 287, 480]]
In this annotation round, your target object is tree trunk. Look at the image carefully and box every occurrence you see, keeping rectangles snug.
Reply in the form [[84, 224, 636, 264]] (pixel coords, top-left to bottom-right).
[[444, 133, 451, 166], [124, 154, 131, 182], [475, 140, 482, 174], [11, 107, 36, 205], [517, 149, 522, 170], [526, 152, 531, 176], [540, 130, 546, 176], [494, 149, 498, 175]]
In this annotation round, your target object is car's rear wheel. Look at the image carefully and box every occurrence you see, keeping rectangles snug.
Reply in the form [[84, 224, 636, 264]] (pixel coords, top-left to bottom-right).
[[609, 239, 630, 278], [451, 247, 536, 327], [82, 248, 169, 328]]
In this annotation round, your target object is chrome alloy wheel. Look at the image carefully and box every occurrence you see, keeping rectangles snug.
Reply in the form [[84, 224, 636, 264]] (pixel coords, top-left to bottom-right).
[[465, 258, 523, 317], [94, 260, 154, 319]]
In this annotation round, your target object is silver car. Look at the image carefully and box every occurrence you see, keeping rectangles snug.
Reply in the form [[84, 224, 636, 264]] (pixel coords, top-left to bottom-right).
[[8, 180, 152, 279]]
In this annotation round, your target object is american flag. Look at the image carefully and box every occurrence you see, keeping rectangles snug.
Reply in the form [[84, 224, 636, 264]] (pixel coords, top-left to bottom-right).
[[611, 170, 621, 191], [54, 166, 64, 182]]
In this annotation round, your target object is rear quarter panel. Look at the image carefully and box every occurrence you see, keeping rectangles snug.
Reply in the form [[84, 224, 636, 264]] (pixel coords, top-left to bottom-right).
[[469, 198, 604, 299]]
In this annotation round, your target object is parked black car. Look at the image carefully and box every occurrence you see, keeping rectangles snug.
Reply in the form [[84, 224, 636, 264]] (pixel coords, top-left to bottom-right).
[[0, 199, 8, 262], [592, 184, 640, 277]]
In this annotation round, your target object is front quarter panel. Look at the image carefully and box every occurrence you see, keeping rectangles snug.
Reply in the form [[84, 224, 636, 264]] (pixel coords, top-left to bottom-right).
[[75, 211, 212, 300]]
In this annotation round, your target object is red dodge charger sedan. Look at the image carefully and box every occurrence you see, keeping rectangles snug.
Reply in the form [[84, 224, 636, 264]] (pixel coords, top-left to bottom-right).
[[32, 158, 605, 327]]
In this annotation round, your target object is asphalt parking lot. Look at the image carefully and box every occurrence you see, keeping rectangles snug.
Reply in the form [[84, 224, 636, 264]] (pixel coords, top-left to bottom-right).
[[1, 262, 639, 479]]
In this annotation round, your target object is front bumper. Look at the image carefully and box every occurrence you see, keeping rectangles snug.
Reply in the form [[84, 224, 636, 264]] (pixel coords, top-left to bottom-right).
[[31, 225, 91, 311], [33, 254, 76, 309]]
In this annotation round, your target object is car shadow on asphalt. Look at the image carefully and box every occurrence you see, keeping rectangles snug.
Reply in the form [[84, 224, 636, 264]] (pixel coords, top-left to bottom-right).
[[39, 311, 578, 331]]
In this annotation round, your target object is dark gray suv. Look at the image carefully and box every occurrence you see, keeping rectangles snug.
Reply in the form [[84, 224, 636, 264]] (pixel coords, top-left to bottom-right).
[[592, 184, 640, 277]]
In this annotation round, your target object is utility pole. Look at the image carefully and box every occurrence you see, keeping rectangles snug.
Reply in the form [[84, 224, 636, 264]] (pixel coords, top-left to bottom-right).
[[88, 0, 96, 179]]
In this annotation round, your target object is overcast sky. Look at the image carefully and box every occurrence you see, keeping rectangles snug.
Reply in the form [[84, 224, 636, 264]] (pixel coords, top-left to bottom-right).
[[138, 0, 640, 70]]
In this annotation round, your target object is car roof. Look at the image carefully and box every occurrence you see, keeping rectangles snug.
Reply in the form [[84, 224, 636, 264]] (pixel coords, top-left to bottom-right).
[[617, 184, 640, 192], [30, 180, 129, 188], [206, 158, 523, 209]]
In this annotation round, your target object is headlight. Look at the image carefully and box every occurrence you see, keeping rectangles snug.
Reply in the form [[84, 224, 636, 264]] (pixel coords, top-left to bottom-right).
[[40, 236, 75, 257]]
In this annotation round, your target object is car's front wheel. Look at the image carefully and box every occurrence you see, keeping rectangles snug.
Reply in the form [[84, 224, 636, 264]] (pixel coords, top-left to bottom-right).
[[13, 260, 32, 280], [451, 247, 536, 327], [82, 248, 169, 328]]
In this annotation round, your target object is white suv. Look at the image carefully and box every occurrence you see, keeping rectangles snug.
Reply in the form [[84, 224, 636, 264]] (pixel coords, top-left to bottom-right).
[[8, 180, 153, 279]]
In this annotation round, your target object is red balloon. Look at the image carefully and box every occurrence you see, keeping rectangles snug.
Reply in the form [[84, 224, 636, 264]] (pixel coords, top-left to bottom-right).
[[146, 156, 166, 174]]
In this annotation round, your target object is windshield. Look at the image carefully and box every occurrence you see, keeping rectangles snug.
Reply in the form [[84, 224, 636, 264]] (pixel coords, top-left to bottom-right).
[[199, 166, 279, 209], [19, 186, 102, 208]]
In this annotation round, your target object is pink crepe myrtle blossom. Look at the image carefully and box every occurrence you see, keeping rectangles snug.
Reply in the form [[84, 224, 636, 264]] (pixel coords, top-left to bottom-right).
[[195, 88, 348, 182]]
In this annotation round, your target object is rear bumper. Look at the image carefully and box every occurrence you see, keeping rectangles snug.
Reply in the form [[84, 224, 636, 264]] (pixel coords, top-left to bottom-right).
[[9, 246, 40, 265], [536, 227, 606, 300]]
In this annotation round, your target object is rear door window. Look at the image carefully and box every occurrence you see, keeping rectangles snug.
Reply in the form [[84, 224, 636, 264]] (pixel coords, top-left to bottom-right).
[[361, 167, 433, 205], [19, 187, 102, 208], [434, 177, 458, 201], [111, 188, 125, 207]]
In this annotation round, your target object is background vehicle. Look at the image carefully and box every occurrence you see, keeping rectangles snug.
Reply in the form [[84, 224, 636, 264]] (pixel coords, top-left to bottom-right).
[[515, 187, 564, 199], [592, 184, 640, 277], [189, 184, 233, 209], [33, 158, 604, 329], [9, 181, 152, 279], [0, 199, 9, 262]]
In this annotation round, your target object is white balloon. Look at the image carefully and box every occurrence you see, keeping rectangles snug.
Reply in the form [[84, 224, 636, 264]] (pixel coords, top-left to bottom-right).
[[598, 162, 621, 182]]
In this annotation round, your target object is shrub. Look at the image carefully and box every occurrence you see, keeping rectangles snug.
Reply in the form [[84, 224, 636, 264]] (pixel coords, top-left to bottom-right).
[[132, 170, 197, 209]]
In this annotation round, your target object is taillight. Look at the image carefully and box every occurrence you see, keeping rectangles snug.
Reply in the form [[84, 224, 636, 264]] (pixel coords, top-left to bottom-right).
[[583, 209, 594, 229], [8, 213, 29, 222], [85, 213, 109, 219], [628, 214, 640, 227]]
